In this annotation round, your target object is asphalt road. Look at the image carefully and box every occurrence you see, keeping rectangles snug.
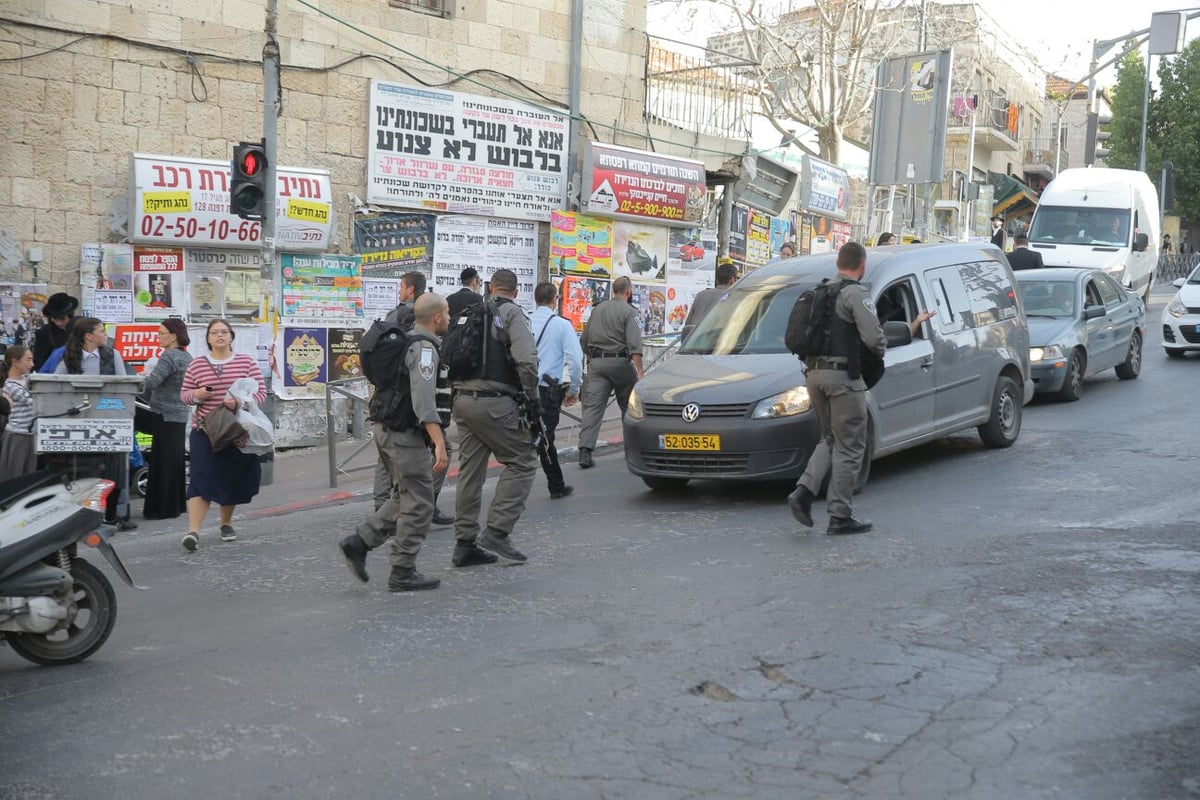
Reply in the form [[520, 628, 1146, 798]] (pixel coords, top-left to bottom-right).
[[3, 304, 1199, 800]]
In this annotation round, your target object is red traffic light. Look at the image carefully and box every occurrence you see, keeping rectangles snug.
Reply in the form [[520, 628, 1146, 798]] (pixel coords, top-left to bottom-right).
[[240, 151, 261, 176]]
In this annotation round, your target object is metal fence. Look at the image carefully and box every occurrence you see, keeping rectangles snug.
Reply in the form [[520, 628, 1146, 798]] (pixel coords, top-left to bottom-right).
[[325, 378, 371, 489], [1155, 254, 1200, 284]]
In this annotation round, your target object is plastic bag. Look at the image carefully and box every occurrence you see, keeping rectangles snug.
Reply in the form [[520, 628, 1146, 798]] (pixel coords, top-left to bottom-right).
[[227, 377, 274, 454]]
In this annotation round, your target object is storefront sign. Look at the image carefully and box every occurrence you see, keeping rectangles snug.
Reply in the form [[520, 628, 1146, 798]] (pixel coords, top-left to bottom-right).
[[582, 142, 706, 226], [367, 80, 568, 221], [130, 153, 333, 251]]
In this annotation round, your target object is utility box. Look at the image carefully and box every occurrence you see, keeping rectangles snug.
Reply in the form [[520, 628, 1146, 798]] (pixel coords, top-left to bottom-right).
[[29, 374, 142, 454]]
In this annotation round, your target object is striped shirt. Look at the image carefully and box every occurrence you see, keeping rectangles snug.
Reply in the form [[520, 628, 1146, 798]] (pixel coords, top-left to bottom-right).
[[179, 353, 266, 429], [3, 377, 34, 435]]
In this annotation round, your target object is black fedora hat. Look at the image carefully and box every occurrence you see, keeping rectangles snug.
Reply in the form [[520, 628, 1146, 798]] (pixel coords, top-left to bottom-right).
[[43, 292, 79, 318]]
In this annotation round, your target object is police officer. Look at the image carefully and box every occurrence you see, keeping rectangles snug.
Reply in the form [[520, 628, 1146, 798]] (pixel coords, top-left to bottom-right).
[[577, 276, 643, 468], [339, 293, 451, 591], [787, 241, 885, 535], [451, 268, 540, 565], [372, 271, 454, 526]]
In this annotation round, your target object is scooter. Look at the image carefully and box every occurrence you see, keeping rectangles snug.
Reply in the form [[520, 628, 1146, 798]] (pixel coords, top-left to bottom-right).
[[0, 469, 141, 666]]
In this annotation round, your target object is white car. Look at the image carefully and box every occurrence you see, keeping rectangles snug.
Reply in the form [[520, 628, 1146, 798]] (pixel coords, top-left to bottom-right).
[[1162, 263, 1200, 357]]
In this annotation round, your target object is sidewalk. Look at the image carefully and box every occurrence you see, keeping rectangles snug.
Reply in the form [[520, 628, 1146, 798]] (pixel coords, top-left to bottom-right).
[[236, 398, 628, 520]]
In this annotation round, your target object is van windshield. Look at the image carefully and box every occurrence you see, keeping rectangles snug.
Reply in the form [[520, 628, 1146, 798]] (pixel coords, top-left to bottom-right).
[[680, 283, 805, 355], [1029, 207, 1130, 246]]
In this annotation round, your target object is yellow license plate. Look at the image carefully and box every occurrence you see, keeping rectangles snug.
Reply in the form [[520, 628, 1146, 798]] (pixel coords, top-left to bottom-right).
[[658, 434, 720, 451]]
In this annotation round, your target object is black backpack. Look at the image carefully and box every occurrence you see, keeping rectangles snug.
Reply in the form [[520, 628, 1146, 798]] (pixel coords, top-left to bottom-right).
[[441, 299, 494, 381], [360, 319, 437, 430], [784, 279, 847, 360]]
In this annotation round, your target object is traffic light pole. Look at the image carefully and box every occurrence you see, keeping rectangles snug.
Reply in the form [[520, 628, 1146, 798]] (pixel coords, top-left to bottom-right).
[[262, 0, 280, 294]]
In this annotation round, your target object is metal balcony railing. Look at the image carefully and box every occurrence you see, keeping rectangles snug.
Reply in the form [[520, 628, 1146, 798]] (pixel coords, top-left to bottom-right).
[[1022, 139, 1069, 171], [644, 35, 757, 141]]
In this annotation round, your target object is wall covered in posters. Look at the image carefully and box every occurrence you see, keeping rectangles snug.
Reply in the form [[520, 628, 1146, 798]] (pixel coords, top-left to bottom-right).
[[366, 80, 568, 221]]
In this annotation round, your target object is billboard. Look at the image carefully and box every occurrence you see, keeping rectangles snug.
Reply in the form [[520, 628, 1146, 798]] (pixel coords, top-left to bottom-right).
[[366, 80, 568, 221], [799, 156, 850, 221], [129, 154, 332, 251], [868, 50, 953, 186], [582, 141, 706, 227]]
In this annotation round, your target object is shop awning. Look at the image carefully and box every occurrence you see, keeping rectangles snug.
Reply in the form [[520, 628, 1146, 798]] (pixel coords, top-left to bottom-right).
[[987, 172, 1039, 220]]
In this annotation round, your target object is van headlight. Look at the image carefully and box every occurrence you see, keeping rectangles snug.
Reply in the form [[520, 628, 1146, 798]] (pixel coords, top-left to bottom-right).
[[1104, 264, 1126, 280], [751, 387, 811, 419], [627, 387, 643, 420], [1168, 295, 1187, 318], [1029, 344, 1064, 363]]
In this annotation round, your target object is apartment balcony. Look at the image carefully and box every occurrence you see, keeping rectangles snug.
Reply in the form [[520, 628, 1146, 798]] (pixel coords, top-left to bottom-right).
[[946, 94, 1019, 152], [1022, 139, 1068, 179], [645, 35, 756, 143]]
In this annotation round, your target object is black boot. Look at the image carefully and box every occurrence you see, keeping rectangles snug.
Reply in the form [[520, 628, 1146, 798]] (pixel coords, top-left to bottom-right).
[[550, 485, 575, 499], [578, 448, 594, 469], [431, 507, 454, 526], [787, 485, 814, 528], [387, 567, 440, 592], [827, 516, 872, 535], [477, 528, 528, 562], [452, 542, 499, 567], [338, 534, 371, 583]]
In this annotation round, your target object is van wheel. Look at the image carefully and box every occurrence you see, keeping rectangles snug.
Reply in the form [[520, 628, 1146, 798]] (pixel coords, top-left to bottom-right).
[[642, 476, 689, 492], [978, 376, 1022, 448], [1115, 331, 1142, 380], [815, 415, 874, 496]]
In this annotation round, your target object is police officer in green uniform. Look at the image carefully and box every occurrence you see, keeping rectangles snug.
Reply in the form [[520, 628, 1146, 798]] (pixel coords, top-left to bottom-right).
[[577, 276, 643, 468], [339, 293, 451, 591], [787, 241, 886, 535], [451, 268, 541, 565]]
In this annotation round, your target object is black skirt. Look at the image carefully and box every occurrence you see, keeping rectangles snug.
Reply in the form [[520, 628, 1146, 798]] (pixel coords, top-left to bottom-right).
[[186, 428, 261, 507], [142, 413, 187, 520]]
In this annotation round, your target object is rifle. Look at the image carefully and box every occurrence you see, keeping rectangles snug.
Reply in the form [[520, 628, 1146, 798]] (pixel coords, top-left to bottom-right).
[[517, 390, 552, 463]]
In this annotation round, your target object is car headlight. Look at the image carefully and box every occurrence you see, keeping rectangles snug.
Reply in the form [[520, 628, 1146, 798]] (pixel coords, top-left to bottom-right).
[[751, 387, 811, 419], [1029, 344, 1064, 363], [1168, 295, 1187, 318], [627, 387, 643, 420]]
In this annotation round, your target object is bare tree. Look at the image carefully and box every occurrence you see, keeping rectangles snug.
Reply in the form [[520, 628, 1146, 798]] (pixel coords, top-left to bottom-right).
[[696, 0, 906, 164]]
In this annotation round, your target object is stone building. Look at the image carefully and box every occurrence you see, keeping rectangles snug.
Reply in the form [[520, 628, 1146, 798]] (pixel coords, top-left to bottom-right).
[[0, 0, 653, 288]]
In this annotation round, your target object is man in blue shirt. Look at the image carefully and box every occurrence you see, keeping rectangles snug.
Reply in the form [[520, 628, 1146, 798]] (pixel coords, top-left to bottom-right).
[[530, 281, 583, 499]]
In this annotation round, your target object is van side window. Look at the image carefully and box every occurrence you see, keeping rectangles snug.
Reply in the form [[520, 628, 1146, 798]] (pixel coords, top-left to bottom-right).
[[958, 261, 1018, 326], [924, 265, 972, 333], [876, 277, 927, 340]]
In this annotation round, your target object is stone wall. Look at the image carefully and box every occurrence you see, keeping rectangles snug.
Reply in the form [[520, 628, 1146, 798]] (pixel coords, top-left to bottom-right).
[[0, 0, 648, 289]]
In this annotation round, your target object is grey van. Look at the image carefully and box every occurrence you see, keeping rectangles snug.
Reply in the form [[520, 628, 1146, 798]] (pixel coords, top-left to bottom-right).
[[623, 243, 1033, 490]]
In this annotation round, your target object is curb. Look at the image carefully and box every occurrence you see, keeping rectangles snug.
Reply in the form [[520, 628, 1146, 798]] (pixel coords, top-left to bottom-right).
[[244, 435, 625, 519]]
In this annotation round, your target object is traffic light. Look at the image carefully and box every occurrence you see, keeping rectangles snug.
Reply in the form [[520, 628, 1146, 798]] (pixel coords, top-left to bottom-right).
[[1084, 112, 1113, 165], [230, 140, 268, 220]]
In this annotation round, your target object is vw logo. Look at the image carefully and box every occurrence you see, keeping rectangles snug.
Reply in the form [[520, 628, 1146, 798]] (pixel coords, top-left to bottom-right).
[[681, 403, 701, 423]]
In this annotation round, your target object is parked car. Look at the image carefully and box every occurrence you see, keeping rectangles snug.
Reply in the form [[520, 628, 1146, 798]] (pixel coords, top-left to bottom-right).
[[624, 244, 1033, 491], [1161, 263, 1200, 358], [1015, 267, 1144, 401]]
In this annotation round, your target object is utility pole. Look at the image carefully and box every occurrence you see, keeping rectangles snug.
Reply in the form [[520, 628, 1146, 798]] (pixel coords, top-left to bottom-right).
[[262, 0, 280, 302], [565, 0, 584, 212]]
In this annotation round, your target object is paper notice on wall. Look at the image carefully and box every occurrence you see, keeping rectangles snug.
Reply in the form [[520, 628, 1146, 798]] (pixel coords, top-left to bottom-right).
[[664, 269, 713, 337], [432, 215, 538, 312], [94, 290, 134, 323], [363, 279, 400, 319]]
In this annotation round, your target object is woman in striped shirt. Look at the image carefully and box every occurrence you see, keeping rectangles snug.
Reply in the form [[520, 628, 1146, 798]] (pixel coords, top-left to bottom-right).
[[0, 345, 37, 481], [178, 319, 267, 552]]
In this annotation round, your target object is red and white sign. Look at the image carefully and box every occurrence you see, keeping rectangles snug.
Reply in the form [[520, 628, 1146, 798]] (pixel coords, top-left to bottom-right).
[[109, 324, 162, 372], [129, 153, 333, 251], [582, 141, 706, 227]]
